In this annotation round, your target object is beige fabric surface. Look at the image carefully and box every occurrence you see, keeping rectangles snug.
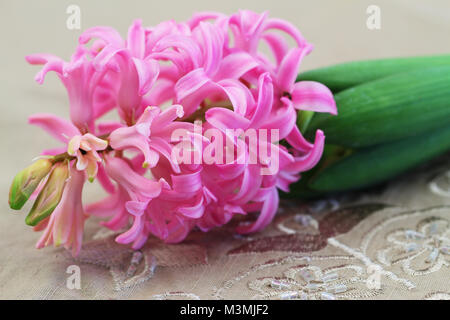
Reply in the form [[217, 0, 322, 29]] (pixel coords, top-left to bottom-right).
[[0, 0, 449, 300]]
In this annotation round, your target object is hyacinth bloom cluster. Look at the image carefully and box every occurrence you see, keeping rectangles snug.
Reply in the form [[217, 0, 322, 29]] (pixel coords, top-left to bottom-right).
[[11, 11, 336, 256]]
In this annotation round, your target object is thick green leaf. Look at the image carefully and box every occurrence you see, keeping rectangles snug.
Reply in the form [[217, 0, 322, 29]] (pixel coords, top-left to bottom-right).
[[307, 124, 450, 193], [297, 54, 450, 93], [305, 66, 450, 148]]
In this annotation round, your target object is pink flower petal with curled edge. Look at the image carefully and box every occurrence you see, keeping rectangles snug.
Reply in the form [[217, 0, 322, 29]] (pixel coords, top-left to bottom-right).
[[175, 68, 211, 101], [172, 170, 203, 194], [229, 10, 268, 54], [154, 34, 202, 69], [264, 18, 310, 50], [218, 79, 253, 115], [276, 170, 300, 193], [25, 53, 60, 65], [82, 133, 108, 150], [29, 113, 79, 143], [115, 215, 144, 244], [277, 48, 306, 93], [205, 107, 250, 131], [125, 200, 148, 216], [127, 19, 145, 58], [188, 11, 224, 29], [231, 165, 263, 203], [149, 137, 180, 173], [178, 196, 205, 219], [105, 156, 162, 201], [236, 187, 279, 234], [177, 80, 221, 117], [109, 108, 159, 168], [261, 98, 296, 140], [151, 104, 184, 131], [195, 22, 224, 76], [249, 73, 273, 128], [214, 52, 259, 80], [31, 59, 65, 84], [132, 57, 160, 96], [291, 81, 337, 115], [79, 26, 124, 47], [262, 33, 289, 66], [131, 225, 151, 250], [286, 125, 314, 153], [284, 130, 325, 172]]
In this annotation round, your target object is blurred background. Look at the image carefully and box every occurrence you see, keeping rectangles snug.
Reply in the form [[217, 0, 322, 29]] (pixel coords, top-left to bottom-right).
[[0, 0, 450, 298]]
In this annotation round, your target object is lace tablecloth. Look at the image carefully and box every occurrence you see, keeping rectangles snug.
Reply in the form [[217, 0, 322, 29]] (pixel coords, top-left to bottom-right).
[[0, 0, 449, 300]]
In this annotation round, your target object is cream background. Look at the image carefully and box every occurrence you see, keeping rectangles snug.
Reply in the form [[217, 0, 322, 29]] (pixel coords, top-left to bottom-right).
[[0, 0, 449, 299]]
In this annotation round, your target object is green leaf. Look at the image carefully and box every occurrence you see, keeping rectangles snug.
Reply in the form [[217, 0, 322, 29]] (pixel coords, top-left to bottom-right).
[[307, 124, 450, 193], [297, 54, 450, 93], [305, 66, 450, 148]]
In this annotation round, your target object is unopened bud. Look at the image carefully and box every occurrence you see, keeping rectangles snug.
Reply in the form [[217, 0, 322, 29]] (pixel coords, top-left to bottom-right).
[[9, 158, 53, 210], [25, 161, 69, 226]]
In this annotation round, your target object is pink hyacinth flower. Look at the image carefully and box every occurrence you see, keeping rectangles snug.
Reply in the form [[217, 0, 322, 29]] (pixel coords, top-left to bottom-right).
[[26, 46, 117, 133], [28, 113, 108, 181]]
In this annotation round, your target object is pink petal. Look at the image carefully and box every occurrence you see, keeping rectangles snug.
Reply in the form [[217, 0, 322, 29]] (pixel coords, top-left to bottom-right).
[[291, 81, 337, 115], [261, 99, 296, 139], [132, 58, 159, 96], [236, 187, 279, 234], [231, 165, 263, 203], [127, 19, 145, 58], [205, 107, 250, 131], [277, 48, 306, 93], [125, 200, 148, 216], [79, 26, 124, 47], [284, 130, 325, 172], [172, 170, 203, 194], [175, 68, 210, 101], [214, 52, 259, 80], [264, 18, 310, 50], [196, 22, 224, 75], [286, 125, 314, 153], [178, 196, 204, 219], [249, 73, 273, 128], [25, 53, 60, 65], [262, 33, 289, 66], [29, 113, 79, 143], [218, 79, 254, 115], [115, 216, 144, 244], [33, 59, 65, 84], [154, 34, 202, 69], [151, 104, 184, 131]]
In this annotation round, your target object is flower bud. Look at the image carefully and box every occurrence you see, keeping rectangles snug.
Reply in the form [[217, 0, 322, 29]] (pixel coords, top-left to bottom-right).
[[9, 158, 53, 210], [25, 161, 69, 226]]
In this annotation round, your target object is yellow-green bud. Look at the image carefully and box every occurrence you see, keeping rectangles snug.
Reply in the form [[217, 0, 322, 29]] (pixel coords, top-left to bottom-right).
[[25, 161, 69, 226], [9, 158, 53, 210]]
